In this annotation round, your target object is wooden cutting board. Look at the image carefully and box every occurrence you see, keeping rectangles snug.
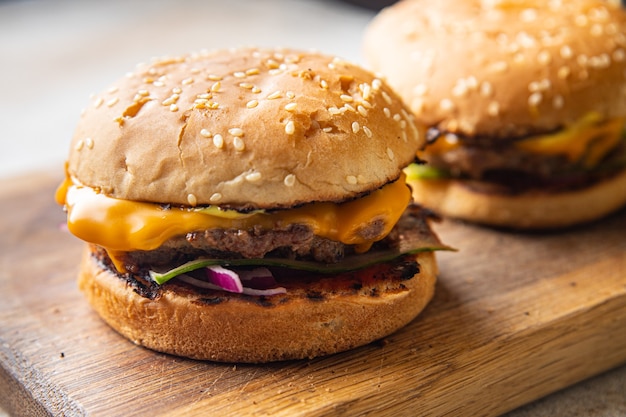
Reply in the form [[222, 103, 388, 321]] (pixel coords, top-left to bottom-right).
[[1, 171, 625, 417]]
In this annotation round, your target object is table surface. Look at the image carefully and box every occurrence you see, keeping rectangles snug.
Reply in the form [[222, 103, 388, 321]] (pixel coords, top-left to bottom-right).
[[0, 1, 624, 416]]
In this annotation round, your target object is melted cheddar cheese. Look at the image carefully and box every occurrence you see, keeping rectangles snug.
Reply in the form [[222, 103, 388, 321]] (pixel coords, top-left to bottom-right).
[[427, 113, 625, 167], [56, 174, 411, 271]]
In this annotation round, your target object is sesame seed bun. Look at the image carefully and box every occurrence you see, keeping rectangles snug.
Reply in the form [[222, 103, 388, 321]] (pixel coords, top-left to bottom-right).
[[78, 245, 438, 363], [363, 0, 626, 138], [68, 47, 424, 209], [363, 0, 626, 228]]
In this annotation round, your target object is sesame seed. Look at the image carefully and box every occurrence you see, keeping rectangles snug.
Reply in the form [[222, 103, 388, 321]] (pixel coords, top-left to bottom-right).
[[229, 128, 244, 137], [553, 95, 564, 109], [285, 121, 295, 135], [413, 84, 428, 96], [357, 105, 368, 117], [489, 61, 509, 73], [372, 79, 382, 91], [233, 137, 245, 151], [487, 101, 500, 117], [360, 99, 373, 109], [169, 104, 178, 112], [197, 93, 211, 99], [187, 194, 197, 207], [328, 106, 342, 115], [211, 81, 221, 92], [590, 24, 603, 37], [284, 102, 297, 111], [320, 80, 329, 89], [182, 77, 194, 85], [352, 121, 360, 133], [386, 147, 394, 160], [613, 49, 626, 62], [200, 129, 212, 138], [213, 134, 224, 149], [247, 100, 259, 109], [106, 97, 119, 107], [560, 45, 573, 59], [286, 91, 295, 99], [452, 81, 468, 97], [252, 87, 262, 94], [153, 81, 164, 87], [400, 120, 407, 129], [401, 131, 408, 142], [94, 97, 104, 108], [537, 50, 552, 65], [210, 193, 222, 203], [520, 8, 537, 22], [207, 74, 222, 81], [589, 54, 610, 69], [528, 92, 542, 107], [362, 84, 372, 101], [239, 82, 254, 89], [284, 174, 296, 187], [558, 66, 571, 79], [75, 140, 84, 151], [108, 86, 119, 94], [439, 99, 454, 111], [340, 94, 353, 102], [393, 113, 401, 122], [172, 87, 182, 94], [362, 126, 372, 138], [466, 76, 478, 90], [480, 81, 493, 97], [382, 91, 392, 105], [245, 172, 262, 182], [343, 104, 356, 113], [233, 71, 246, 78], [162, 94, 179, 106], [383, 107, 391, 118], [246, 68, 260, 76], [267, 91, 282, 100], [346, 175, 357, 185]]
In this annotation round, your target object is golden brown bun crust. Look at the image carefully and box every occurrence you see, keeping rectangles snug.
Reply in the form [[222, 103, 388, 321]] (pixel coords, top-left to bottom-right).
[[78, 246, 437, 363], [407, 168, 626, 229], [363, 0, 626, 138], [68, 47, 424, 209]]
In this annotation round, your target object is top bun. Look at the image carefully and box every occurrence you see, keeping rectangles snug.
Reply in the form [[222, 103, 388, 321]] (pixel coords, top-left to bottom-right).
[[68, 47, 424, 209], [363, 0, 626, 138]]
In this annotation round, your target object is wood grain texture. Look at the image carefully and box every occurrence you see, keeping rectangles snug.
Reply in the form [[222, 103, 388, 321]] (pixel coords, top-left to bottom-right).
[[0, 172, 625, 417]]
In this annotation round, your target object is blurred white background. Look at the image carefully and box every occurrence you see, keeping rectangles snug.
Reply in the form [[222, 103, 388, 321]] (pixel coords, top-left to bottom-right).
[[0, 0, 375, 178]]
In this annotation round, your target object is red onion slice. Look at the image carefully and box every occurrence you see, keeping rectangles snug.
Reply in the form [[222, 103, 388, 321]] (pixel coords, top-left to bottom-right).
[[205, 265, 243, 293]]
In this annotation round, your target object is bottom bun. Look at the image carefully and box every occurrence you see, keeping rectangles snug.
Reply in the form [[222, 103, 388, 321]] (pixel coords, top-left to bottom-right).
[[78, 245, 437, 363], [408, 168, 626, 229]]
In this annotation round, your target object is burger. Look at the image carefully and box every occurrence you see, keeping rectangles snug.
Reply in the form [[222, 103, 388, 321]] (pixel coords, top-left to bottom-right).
[[55, 47, 450, 363], [363, 0, 626, 228]]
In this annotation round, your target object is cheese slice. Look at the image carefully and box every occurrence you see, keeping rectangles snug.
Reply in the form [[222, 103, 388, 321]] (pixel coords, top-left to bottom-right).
[[57, 174, 411, 264], [426, 114, 624, 168], [515, 113, 624, 166]]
